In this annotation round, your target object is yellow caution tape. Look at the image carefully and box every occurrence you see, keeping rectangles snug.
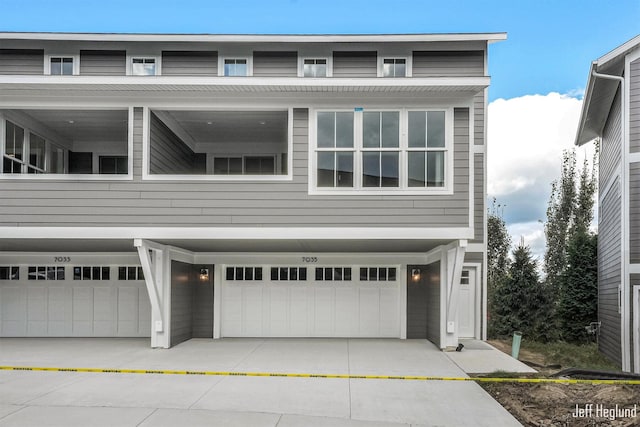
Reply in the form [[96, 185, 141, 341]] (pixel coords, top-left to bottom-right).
[[1, 366, 639, 385]]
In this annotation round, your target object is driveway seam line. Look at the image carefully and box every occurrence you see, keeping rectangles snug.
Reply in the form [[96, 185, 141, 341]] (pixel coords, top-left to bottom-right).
[[0, 404, 26, 422], [135, 407, 159, 426]]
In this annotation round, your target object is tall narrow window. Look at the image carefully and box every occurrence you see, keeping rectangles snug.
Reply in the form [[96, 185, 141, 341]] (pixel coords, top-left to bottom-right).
[[382, 58, 406, 77], [316, 112, 354, 188], [3, 121, 24, 174], [50, 145, 64, 174], [408, 111, 446, 187], [224, 59, 248, 76], [132, 58, 156, 75], [28, 133, 46, 174], [303, 59, 327, 77], [362, 111, 400, 187], [50, 57, 74, 75]]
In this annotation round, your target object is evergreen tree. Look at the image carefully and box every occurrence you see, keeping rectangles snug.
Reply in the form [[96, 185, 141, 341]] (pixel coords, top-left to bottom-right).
[[492, 242, 554, 341], [557, 227, 598, 342], [487, 198, 511, 338]]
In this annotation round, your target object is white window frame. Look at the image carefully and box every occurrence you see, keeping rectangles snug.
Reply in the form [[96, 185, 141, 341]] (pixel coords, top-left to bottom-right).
[[45, 54, 80, 76], [309, 107, 453, 195], [0, 107, 134, 181], [219, 56, 252, 77], [127, 56, 161, 76], [298, 57, 332, 77], [377, 56, 411, 78], [142, 107, 293, 182]]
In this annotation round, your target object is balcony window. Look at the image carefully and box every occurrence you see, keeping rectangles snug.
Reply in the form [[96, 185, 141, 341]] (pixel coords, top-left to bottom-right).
[[131, 58, 157, 76], [382, 58, 406, 77], [50, 57, 74, 75], [303, 59, 327, 77], [224, 58, 248, 76]]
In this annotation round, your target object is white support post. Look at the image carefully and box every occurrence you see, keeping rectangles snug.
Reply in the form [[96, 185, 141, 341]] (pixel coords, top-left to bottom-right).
[[134, 238, 170, 348], [444, 239, 467, 348]]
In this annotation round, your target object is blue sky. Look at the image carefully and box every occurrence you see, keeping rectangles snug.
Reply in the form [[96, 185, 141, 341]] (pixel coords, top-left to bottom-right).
[[2, 0, 639, 100]]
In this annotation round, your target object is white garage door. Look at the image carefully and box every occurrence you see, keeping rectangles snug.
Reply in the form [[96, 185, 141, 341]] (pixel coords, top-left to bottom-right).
[[0, 265, 151, 337], [221, 265, 400, 338]]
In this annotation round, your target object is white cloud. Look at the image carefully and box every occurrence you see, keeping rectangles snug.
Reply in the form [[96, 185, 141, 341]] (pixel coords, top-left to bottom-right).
[[487, 92, 597, 262]]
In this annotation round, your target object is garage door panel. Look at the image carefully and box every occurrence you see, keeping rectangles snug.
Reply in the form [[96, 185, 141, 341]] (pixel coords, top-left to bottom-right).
[[268, 286, 289, 336], [379, 288, 400, 337], [118, 287, 139, 336], [313, 287, 334, 336], [48, 287, 72, 336], [1, 287, 27, 336], [242, 287, 263, 336], [138, 287, 152, 335], [289, 287, 309, 336], [27, 287, 48, 336], [335, 287, 358, 336], [73, 287, 94, 336], [93, 287, 117, 336], [359, 288, 380, 337]]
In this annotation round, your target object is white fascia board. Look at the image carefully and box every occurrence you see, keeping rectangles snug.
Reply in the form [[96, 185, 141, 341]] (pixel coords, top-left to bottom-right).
[[575, 62, 599, 146], [0, 32, 507, 44], [0, 75, 490, 91], [0, 226, 474, 241], [597, 35, 640, 68]]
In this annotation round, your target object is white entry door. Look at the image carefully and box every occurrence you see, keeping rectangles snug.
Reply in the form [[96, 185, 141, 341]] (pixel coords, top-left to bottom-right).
[[457, 268, 476, 338]]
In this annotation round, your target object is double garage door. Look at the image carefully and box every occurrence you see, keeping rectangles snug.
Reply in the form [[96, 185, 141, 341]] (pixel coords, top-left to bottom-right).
[[0, 265, 151, 337], [221, 265, 401, 338]]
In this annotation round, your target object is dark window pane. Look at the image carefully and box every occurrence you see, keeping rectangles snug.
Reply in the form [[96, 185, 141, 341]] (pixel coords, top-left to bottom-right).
[[255, 268, 262, 281], [334, 268, 342, 281], [56, 267, 65, 280], [336, 152, 353, 187], [360, 267, 367, 281], [137, 267, 144, 280], [245, 156, 274, 175], [62, 58, 73, 75], [245, 267, 254, 281], [235, 267, 244, 281], [279, 267, 288, 281], [99, 156, 128, 174], [427, 111, 445, 148], [118, 267, 127, 280], [315, 268, 323, 281], [335, 112, 354, 148], [127, 267, 137, 280], [11, 266, 19, 280], [344, 268, 352, 281], [92, 267, 101, 280], [408, 152, 426, 187], [38, 266, 46, 280], [363, 112, 380, 148], [290, 268, 298, 281], [427, 151, 445, 187], [75, 267, 83, 280], [379, 268, 387, 281], [28, 266, 37, 280], [369, 267, 377, 281], [83, 267, 92, 280], [226, 267, 234, 281], [0, 267, 8, 280], [362, 152, 379, 187], [381, 152, 399, 187], [317, 112, 334, 148], [388, 268, 397, 281], [51, 58, 62, 75], [299, 268, 307, 281], [102, 267, 110, 280], [47, 266, 57, 280], [324, 267, 333, 281], [271, 267, 278, 281], [408, 111, 426, 148], [382, 112, 399, 148], [317, 152, 334, 187]]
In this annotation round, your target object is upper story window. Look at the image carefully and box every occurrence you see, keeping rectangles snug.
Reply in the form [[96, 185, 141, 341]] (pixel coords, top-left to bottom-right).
[[312, 108, 451, 193], [224, 58, 248, 76], [131, 57, 157, 75], [303, 59, 327, 77], [382, 58, 406, 77], [50, 57, 74, 75]]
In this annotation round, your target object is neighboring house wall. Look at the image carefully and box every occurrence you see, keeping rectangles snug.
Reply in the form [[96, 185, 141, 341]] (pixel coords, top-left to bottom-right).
[[0, 49, 43, 75], [629, 58, 640, 153], [149, 112, 203, 175], [412, 51, 484, 77], [253, 51, 297, 77], [599, 91, 623, 365], [79, 50, 126, 75], [161, 51, 218, 76], [0, 108, 473, 228]]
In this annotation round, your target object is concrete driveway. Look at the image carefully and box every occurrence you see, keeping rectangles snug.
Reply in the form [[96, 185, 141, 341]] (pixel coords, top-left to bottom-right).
[[0, 338, 521, 426]]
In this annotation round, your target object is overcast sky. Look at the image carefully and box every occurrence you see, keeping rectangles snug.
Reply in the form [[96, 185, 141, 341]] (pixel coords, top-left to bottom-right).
[[3, 0, 640, 261]]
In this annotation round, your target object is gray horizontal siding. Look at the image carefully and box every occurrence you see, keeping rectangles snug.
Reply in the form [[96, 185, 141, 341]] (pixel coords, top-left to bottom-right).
[[598, 177, 622, 366], [464, 252, 483, 263], [474, 92, 485, 145], [601, 89, 622, 186], [630, 162, 640, 263], [253, 51, 297, 77], [412, 50, 484, 77], [161, 51, 217, 76], [1, 108, 470, 228], [631, 59, 640, 153], [471, 153, 484, 242], [79, 50, 126, 76], [0, 49, 44, 75], [333, 51, 377, 77]]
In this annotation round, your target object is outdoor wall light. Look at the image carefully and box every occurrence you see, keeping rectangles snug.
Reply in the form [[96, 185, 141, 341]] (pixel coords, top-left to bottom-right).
[[199, 268, 209, 281], [411, 268, 421, 281]]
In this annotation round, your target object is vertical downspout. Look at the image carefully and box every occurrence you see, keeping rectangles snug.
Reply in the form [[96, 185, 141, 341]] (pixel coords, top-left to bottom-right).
[[591, 70, 628, 371]]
